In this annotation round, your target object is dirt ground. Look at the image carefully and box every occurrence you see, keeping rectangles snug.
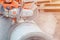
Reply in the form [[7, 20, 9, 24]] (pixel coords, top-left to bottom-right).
[[33, 11, 60, 40]]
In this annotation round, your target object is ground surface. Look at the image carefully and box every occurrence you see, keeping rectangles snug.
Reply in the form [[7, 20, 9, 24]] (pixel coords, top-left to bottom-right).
[[33, 12, 60, 40]]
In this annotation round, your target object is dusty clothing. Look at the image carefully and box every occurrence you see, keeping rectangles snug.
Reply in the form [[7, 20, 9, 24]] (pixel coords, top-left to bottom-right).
[[0, 4, 4, 14]]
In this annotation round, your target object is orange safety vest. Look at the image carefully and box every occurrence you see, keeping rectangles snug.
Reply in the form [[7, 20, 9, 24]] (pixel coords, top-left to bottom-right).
[[2, 1, 19, 10], [0, 0, 3, 4]]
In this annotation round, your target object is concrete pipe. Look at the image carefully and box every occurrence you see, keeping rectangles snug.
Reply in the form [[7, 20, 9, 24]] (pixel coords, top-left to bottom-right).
[[0, 16, 12, 40], [10, 22, 52, 40]]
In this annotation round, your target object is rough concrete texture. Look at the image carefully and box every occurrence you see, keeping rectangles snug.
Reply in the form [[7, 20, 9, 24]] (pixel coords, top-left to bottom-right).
[[33, 11, 60, 40]]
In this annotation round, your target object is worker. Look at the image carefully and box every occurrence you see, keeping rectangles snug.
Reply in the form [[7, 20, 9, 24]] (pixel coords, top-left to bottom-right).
[[20, 0, 37, 21], [22, 0, 37, 10], [0, 0, 3, 4], [2, 0, 19, 10], [0, 0, 4, 15], [2, 0, 20, 23]]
